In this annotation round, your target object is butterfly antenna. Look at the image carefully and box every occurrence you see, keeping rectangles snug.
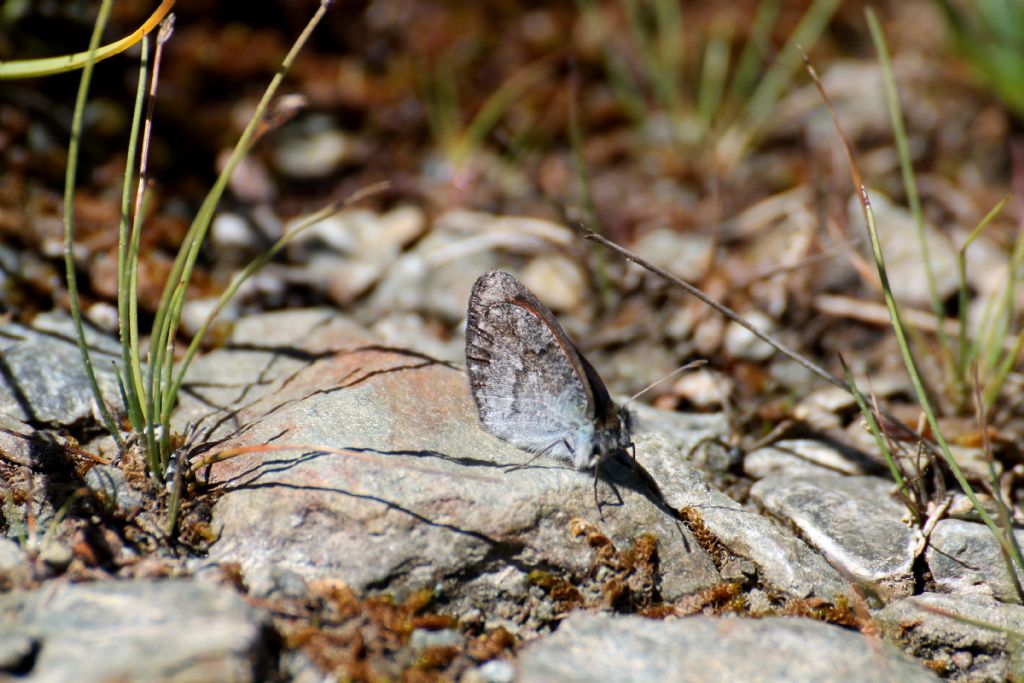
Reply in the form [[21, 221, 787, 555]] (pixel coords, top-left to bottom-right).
[[625, 359, 707, 405]]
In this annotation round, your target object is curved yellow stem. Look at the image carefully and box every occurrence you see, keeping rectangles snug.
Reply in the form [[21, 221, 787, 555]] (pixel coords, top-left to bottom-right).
[[0, 0, 175, 79]]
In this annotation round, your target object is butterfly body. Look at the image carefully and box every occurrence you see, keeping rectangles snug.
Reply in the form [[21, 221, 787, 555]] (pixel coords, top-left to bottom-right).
[[465, 270, 632, 470]]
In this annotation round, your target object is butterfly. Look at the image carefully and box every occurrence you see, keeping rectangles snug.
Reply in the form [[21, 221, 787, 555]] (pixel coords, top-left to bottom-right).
[[464, 270, 633, 471]]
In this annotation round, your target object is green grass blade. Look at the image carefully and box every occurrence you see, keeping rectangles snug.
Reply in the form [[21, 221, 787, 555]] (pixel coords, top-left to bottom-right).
[[452, 58, 552, 166], [742, 0, 838, 133], [420, 62, 461, 158], [956, 195, 1010, 386], [623, 0, 683, 117], [861, 188, 1024, 578], [653, 0, 684, 78], [841, 357, 918, 522], [168, 182, 388, 404], [601, 48, 650, 126], [62, 0, 123, 450], [867, 8, 953, 380], [146, 1, 333, 466], [652, 0, 685, 113], [130, 20, 174, 457], [974, 367, 1024, 603], [725, 0, 780, 115], [0, 0, 173, 79], [697, 19, 732, 131], [985, 330, 1024, 410], [980, 223, 1024, 374], [719, 0, 839, 166], [117, 36, 150, 436], [804, 48, 1024, 584]]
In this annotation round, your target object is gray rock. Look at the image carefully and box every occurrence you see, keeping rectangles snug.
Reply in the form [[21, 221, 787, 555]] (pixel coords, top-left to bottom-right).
[[875, 592, 1024, 682], [744, 439, 869, 479], [284, 206, 426, 306], [0, 312, 122, 427], [272, 115, 360, 179], [469, 659, 515, 683], [211, 212, 261, 254], [183, 310, 841, 605], [629, 229, 715, 283], [371, 312, 463, 363], [517, 612, 939, 683], [636, 422, 843, 600], [0, 538, 25, 573], [85, 301, 119, 334], [38, 542, 72, 572], [847, 192, 959, 308], [751, 475, 916, 596], [368, 210, 575, 322], [409, 627, 464, 651], [519, 255, 587, 312], [84, 464, 142, 518], [201, 337, 721, 603], [927, 519, 1024, 601], [246, 564, 309, 600], [0, 578, 275, 683], [723, 311, 777, 361], [280, 649, 327, 683], [0, 632, 37, 673], [172, 308, 374, 434], [179, 296, 240, 339], [0, 415, 66, 469]]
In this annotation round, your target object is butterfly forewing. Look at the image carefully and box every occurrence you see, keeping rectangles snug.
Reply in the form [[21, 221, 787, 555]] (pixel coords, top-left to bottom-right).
[[466, 270, 597, 462]]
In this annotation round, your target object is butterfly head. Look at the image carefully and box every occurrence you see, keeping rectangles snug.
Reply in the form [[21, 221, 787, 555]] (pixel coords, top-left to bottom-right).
[[580, 405, 634, 470]]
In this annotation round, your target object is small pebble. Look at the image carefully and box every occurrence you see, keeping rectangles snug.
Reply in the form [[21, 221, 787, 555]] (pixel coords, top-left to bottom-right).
[[41, 542, 73, 572], [273, 116, 358, 179], [247, 565, 309, 600], [723, 311, 776, 361], [410, 628, 464, 652], [85, 302, 119, 334], [0, 633, 37, 672], [212, 212, 260, 253], [474, 659, 515, 683]]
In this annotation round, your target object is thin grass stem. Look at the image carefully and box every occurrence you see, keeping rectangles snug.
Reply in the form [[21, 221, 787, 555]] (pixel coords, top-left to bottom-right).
[[0, 0, 174, 79], [957, 195, 1010, 388], [63, 0, 123, 450], [840, 357, 917, 521], [867, 8, 954, 393], [117, 36, 150, 438], [725, 0, 780, 114], [168, 182, 389, 402], [802, 47, 1024, 575], [973, 365, 1024, 603], [145, 1, 333, 471]]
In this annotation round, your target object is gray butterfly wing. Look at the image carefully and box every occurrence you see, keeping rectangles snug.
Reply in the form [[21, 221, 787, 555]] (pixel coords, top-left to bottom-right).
[[465, 270, 597, 465]]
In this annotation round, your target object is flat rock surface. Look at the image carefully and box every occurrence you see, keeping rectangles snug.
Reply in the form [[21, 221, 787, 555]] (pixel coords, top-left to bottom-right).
[[184, 310, 846, 611], [751, 474, 916, 595], [0, 578, 275, 683], [743, 438, 876, 479], [517, 612, 940, 683], [0, 312, 121, 427], [927, 519, 1024, 601], [645, 437, 843, 599], [875, 592, 1024, 682], [195, 312, 727, 605]]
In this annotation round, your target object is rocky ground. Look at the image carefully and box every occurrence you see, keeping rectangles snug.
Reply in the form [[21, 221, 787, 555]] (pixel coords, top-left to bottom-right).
[[1, 301, 1023, 681], [2, 1, 1024, 682]]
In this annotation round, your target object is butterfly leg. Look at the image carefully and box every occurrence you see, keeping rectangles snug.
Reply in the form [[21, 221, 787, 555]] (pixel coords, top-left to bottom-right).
[[504, 438, 571, 472]]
